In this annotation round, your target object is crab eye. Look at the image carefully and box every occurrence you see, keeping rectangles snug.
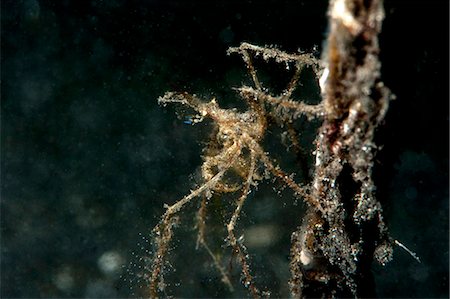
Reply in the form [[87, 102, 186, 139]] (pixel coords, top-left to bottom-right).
[[184, 116, 193, 125], [183, 114, 204, 125]]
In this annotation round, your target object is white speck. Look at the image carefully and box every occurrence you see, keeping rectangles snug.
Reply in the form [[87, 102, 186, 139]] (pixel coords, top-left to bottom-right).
[[319, 67, 329, 92], [332, 0, 362, 34], [53, 265, 74, 292], [343, 123, 350, 134], [315, 151, 322, 166], [98, 250, 124, 276], [244, 224, 279, 248], [300, 250, 313, 266], [313, 179, 319, 190]]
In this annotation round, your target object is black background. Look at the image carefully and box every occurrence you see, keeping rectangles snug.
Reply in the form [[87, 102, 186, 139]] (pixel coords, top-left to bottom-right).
[[2, 0, 448, 297]]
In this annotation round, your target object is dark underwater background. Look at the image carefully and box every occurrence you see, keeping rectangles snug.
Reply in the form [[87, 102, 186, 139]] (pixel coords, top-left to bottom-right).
[[2, 0, 448, 297]]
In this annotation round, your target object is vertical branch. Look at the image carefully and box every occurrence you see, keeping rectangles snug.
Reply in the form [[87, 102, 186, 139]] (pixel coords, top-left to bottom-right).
[[291, 0, 393, 297]]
